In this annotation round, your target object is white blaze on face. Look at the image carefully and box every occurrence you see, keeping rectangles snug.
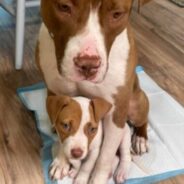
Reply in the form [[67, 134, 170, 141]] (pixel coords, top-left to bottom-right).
[[61, 8, 107, 83], [62, 97, 91, 160], [78, 28, 130, 104]]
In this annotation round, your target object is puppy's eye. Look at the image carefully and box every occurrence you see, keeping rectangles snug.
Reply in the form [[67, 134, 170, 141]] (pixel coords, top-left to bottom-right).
[[61, 122, 71, 131], [56, 3, 72, 14], [88, 126, 97, 134]]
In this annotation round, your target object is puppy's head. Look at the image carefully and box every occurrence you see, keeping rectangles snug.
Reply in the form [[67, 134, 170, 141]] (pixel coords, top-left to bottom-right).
[[41, 0, 151, 83], [46, 95, 111, 160]]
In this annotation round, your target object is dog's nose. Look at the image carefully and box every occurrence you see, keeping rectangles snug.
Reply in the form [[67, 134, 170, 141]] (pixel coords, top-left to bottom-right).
[[71, 148, 83, 159], [74, 55, 101, 78]]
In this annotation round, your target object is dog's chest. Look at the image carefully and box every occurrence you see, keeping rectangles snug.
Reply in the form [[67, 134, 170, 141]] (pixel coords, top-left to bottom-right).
[[77, 72, 124, 103]]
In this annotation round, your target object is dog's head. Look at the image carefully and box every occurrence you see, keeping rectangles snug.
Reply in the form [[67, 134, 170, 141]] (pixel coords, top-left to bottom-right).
[[46, 95, 111, 160], [41, 0, 151, 83]]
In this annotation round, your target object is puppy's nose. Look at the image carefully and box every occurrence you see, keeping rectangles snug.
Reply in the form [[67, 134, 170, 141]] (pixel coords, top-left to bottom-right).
[[71, 148, 83, 159], [74, 55, 101, 78]]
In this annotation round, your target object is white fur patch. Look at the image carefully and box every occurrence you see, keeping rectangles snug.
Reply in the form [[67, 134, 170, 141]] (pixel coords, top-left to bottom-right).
[[62, 97, 102, 160], [61, 9, 107, 83]]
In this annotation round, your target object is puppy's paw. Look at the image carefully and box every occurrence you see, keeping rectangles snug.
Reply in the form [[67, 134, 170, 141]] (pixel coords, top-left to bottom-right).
[[68, 167, 79, 179], [114, 161, 130, 184], [49, 158, 70, 180], [132, 135, 148, 155]]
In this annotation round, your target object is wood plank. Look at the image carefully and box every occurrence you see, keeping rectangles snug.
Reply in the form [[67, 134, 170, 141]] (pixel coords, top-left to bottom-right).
[[131, 11, 184, 105]]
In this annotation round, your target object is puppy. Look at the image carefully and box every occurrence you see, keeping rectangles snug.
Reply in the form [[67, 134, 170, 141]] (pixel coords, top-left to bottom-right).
[[47, 95, 111, 183], [46, 95, 131, 184]]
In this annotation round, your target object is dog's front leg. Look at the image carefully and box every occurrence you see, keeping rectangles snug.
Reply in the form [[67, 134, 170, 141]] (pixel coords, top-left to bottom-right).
[[89, 114, 127, 184], [50, 142, 70, 180], [114, 124, 131, 184], [74, 148, 100, 184]]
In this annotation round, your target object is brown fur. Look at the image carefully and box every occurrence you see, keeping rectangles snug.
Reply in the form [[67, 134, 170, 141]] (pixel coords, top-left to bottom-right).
[[46, 95, 82, 142], [84, 104, 98, 147], [90, 98, 112, 123], [112, 24, 137, 128], [99, 0, 134, 53], [112, 23, 149, 142], [84, 98, 112, 146], [41, 0, 91, 71]]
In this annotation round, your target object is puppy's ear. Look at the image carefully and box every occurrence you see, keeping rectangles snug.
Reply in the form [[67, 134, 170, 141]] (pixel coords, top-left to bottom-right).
[[91, 98, 112, 123], [137, 0, 152, 13], [46, 95, 71, 125]]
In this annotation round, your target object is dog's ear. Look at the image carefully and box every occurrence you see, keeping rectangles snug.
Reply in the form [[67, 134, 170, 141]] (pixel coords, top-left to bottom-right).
[[137, 0, 152, 13], [91, 98, 112, 123], [46, 95, 71, 125]]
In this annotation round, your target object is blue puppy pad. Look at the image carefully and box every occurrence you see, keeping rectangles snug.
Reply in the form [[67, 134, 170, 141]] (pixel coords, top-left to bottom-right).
[[17, 67, 184, 184]]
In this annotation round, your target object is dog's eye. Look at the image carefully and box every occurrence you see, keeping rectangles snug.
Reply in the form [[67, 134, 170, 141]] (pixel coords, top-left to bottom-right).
[[88, 126, 97, 134], [56, 2, 72, 15], [111, 11, 125, 21], [61, 122, 71, 131]]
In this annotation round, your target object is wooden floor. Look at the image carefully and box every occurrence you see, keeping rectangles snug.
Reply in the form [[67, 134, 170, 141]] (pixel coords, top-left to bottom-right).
[[0, 0, 183, 183]]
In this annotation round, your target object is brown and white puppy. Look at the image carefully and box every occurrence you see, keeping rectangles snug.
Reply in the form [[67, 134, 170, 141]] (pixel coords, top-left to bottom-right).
[[47, 95, 131, 184], [37, 0, 151, 183]]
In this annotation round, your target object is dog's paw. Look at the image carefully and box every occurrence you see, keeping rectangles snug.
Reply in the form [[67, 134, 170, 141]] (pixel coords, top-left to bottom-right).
[[49, 158, 70, 180], [113, 161, 130, 184], [73, 172, 89, 184], [132, 135, 148, 155]]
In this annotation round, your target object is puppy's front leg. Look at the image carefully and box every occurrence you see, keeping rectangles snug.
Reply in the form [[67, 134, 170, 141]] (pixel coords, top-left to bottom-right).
[[68, 159, 81, 179], [50, 142, 70, 180], [74, 148, 100, 184], [89, 114, 126, 184]]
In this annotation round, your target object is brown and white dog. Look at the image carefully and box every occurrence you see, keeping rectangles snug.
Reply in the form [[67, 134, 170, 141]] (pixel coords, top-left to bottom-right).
[[46, 95, 131, 184], [36, 0, 151, 183]]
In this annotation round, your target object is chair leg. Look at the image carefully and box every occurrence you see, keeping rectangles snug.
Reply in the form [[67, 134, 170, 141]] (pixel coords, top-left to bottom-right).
[[15, 0, 25, 69]]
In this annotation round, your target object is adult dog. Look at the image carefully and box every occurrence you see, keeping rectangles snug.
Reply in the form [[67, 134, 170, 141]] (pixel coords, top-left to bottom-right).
[[36, 0, 150, 183]]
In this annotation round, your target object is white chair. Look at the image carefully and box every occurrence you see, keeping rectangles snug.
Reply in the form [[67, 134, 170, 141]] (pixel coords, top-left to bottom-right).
[[0, 0, 40, 69]]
